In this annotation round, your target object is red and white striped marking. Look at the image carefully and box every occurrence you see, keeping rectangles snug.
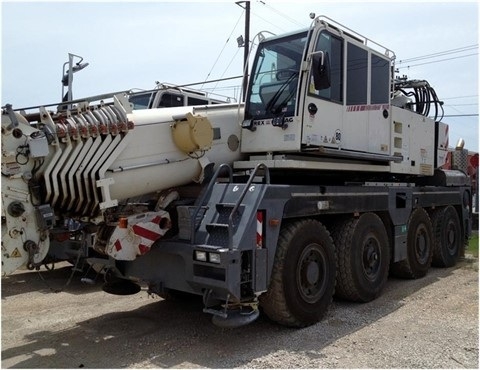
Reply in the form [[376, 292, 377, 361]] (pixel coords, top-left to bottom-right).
[[132, 217, 163, 255], [107, 211, 170, 260], [256, 211, 264, 248]]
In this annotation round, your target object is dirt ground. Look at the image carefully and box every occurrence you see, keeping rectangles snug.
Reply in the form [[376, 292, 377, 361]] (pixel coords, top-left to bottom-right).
[[1, 256, 478, 369]]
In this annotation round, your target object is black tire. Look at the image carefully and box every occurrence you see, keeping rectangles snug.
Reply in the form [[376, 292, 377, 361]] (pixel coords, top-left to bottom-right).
[[259, 219, 336, 327], [332, 213, 390, 302], [391, 207, 433, 279], [431, 206, 462, 267]]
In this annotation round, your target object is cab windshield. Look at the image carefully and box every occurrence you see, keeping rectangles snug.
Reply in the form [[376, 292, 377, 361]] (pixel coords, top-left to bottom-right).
[[245, 31, 308, 120]]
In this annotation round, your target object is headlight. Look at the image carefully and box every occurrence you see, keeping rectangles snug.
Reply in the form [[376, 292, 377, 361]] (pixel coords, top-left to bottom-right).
[[195, 251, 207, 262], [208, 253, 221, 264]]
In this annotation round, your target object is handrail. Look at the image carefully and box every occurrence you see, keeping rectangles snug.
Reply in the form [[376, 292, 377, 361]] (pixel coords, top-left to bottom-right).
[[190, 163, 233, 242], [315, 15, 395, 59], [227, 163, 270, 250]]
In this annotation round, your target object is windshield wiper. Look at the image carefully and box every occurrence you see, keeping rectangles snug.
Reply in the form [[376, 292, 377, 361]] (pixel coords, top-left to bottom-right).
[[264, 72, 298, 114]]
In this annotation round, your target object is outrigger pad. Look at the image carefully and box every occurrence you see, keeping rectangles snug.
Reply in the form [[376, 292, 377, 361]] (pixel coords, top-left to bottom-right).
[[211, 307, 260, 328]]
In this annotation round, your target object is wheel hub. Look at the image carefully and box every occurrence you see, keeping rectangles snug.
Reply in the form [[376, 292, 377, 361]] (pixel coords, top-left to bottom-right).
[[363, 237, 381, 280], [415, 225, 429, 264], [297, 244, 327, 303], [306, 260, 320, 285], [446, 221, 457, 253], [448, 229, 455, 244]]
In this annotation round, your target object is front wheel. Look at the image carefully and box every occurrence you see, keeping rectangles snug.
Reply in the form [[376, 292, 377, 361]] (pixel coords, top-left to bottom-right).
[[259, 219, 336, 327]]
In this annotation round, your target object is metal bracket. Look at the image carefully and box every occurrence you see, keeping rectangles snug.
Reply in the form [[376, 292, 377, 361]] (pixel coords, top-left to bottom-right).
[[97, 177, 118, 210]]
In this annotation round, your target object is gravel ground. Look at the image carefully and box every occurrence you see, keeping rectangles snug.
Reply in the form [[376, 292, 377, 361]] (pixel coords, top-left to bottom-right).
[[1, 257, 478, 369]]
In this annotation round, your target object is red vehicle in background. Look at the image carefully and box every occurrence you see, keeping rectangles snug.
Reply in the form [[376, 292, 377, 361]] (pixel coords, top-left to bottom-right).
[[443, 149, 478, 214]]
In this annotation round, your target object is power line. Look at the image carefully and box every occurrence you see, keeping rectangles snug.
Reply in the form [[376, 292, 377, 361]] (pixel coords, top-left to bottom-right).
[[396, 44, 478, 70], [250, 9, 286, 33], [446, 103, 475, 116], [397, 45, 478, 64], [443, 95, 478, 100], [257, 0, 304, 27], [397, 53, 477, 69], [201, 9, 245, 88], [212, 47, 243, 92]]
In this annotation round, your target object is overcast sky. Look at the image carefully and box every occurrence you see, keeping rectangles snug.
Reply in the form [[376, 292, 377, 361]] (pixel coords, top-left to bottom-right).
[[1, 0, 478, 151]]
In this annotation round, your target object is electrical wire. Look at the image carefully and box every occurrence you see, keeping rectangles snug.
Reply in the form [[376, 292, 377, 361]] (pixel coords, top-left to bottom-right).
[[250, 9, 287, 33], [397, 44, 478, 64], [200, 10, 245, 89], [442, 102, 478, 119], [442, 95, 478, 100], [211, 47, 243, 93], [257, 0, 304, 27], [397, 53, 477, 70]]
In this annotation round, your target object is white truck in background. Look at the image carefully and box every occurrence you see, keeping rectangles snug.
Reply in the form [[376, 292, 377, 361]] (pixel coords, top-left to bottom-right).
[[128, 82, 235, 110], [1, 15, 472, 328]]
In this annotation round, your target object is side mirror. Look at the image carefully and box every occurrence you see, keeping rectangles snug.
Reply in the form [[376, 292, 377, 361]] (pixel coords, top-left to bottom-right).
[[311, 51, 331, 90]]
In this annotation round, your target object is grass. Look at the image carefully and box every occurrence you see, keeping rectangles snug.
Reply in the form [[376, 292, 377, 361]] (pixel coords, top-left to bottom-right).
[[467, 231, 479, 258]]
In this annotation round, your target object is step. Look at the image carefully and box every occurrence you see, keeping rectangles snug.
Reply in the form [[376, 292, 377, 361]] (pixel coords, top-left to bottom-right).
[[216, 203, 236, 209], [206, 223, 230, 247], [206, 223, 229, 231]]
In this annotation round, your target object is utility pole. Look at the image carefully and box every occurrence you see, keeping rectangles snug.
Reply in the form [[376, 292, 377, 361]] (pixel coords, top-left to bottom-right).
[[236, 1, 250, 101]]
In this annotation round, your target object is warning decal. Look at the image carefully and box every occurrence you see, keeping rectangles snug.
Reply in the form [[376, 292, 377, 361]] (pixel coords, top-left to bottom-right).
[[10, 248, 22, 258]]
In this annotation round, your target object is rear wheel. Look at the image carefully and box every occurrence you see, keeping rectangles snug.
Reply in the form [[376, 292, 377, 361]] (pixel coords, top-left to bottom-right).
[[391, 207, 433, 278], [333, 213, 390, 302], [259, 219, 336, 327], [431, 206, 462, 267]]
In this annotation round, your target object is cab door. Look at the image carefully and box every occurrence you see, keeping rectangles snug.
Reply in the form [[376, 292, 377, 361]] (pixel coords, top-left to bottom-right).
[[302, 30, 345, 149], [302, 31, 392, 155]]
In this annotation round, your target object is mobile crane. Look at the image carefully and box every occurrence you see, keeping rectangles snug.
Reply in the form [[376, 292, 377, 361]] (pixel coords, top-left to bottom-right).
[[1, 16, 472, 328]]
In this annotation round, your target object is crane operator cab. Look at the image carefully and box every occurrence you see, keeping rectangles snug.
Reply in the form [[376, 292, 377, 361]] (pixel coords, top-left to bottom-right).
[[241, 16, 396, 156], [240, 16, 444, 177]]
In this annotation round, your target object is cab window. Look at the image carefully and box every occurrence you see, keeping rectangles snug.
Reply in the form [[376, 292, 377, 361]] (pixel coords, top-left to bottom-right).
[[346, 43, 368, 105], [129, 92, 153, 110], [309, 31, 343, 103], [371, 53, 390, 104], [187, 97, 208, 106], [158, 93, 184, 107]]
